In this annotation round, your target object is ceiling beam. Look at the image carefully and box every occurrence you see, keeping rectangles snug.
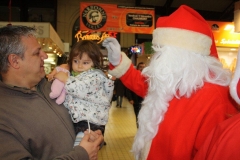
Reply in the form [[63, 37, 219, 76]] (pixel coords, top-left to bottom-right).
[[218, 0, 237, 21], [135, 0, 142, 6], [163, 0, 174, 15]]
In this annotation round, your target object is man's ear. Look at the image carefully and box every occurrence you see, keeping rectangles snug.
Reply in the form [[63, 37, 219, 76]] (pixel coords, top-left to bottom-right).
[[8, 54, 20, 69]]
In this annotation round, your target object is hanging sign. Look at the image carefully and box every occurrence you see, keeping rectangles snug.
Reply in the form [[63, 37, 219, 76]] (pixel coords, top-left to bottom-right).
[[75, 30, 117, 43], [80, 2, 155, 34]]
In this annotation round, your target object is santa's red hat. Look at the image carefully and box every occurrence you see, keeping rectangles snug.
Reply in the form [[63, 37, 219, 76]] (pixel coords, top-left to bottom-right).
[[152, 5, 218, 58]]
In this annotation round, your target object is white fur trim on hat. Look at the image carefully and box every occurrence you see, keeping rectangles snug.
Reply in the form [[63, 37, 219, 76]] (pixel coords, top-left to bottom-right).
[[152, 28, 212, 55], [108, 52, 132, 78]]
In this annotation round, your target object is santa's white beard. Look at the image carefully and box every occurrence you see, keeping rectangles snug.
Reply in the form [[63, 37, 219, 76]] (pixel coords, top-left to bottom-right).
[[131, 45, 232, 159]]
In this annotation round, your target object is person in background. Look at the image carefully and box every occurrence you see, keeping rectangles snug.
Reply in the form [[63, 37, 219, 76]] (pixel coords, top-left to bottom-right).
[[102, 5, 239, 160], [193, 48, 240, 160], [0, 25, 103, 160], [114, 78, 126, 108], [51, 40, 114, 146], [126, 62, 146, 128]]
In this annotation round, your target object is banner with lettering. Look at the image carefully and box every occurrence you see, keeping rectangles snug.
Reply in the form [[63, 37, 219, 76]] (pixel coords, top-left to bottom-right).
[[80, 2, 155, 34], [208, 21, 240, 47], [75, 30, 118, 43]]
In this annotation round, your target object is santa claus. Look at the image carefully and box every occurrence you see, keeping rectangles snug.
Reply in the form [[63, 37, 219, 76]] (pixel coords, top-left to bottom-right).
[[193, 48, 240, 160], [103, 5, 238, 160]]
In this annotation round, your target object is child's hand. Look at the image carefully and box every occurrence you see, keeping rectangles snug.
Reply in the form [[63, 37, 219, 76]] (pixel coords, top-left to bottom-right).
[[47, 74, 54, 81], [47, 68, 58, 81], [54, 71, 69, 84]]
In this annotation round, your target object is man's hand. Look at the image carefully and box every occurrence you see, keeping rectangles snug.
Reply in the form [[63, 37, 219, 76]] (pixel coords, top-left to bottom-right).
[[102, 37, 121, 66], [80, 130, 104, 160], [84, 130, 102, 142]]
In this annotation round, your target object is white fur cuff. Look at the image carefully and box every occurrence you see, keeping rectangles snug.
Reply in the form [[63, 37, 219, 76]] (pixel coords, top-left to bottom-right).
[[108, 52, 132, 78]]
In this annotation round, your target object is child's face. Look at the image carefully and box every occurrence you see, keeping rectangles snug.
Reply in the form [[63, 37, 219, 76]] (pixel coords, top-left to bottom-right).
[[72, 53, 93, 73]]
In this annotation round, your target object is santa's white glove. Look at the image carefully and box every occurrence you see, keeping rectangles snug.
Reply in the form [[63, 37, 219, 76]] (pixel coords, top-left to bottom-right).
[[102, 37, 121, 66]]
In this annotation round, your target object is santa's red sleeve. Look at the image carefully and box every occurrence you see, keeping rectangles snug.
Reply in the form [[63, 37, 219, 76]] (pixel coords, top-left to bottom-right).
[[108, 52, 148, 98]]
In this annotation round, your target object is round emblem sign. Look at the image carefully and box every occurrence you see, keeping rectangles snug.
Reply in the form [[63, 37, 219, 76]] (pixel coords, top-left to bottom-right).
[[82, 5, 107, 30]]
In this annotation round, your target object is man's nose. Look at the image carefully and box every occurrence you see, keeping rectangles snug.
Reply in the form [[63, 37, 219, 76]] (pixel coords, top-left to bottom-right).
[[41, 50, 48, 60]]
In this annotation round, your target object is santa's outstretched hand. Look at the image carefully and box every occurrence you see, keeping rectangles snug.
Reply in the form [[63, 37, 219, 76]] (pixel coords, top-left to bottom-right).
[[102, 37, 121, 66], [230, 46, 240, 104]]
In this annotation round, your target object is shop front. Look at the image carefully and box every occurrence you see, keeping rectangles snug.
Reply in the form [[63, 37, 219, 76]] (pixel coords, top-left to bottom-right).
[[208, 21, 240, 72]]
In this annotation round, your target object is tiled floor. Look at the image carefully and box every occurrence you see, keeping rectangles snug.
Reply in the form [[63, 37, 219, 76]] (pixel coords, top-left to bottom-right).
[[98, 97, 137, 160]]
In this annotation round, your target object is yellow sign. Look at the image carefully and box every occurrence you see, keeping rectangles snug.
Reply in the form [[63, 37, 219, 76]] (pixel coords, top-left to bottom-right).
[[208, 21, 240, 47], [75, 30, 117, 43]]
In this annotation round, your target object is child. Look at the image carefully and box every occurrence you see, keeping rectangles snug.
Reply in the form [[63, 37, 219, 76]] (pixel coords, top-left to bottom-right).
[[50, 40, 114, 146]]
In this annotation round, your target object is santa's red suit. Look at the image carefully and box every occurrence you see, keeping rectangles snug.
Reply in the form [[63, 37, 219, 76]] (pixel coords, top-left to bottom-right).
[[193, 113, 240, 160], [105, 5, 239, 160], [109, 53, 238, 159], [193, 45, 240, 160]]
